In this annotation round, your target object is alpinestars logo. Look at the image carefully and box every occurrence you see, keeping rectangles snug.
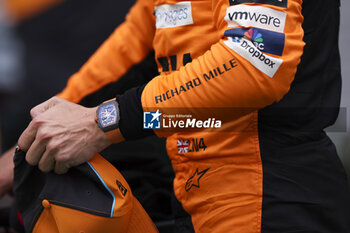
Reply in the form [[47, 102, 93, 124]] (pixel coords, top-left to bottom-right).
[[229, 0, 288, 8], [185, 168, 210, 192], [225, 5, 287, 33], [224, 37, 283, 78]]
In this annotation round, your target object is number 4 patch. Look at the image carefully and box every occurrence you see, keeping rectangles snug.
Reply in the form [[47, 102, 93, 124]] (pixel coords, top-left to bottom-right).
[[177, 138, 207, 153]]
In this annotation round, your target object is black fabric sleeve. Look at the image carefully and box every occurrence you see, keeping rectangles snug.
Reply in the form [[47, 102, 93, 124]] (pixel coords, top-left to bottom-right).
[[117, 85, 155, 140]]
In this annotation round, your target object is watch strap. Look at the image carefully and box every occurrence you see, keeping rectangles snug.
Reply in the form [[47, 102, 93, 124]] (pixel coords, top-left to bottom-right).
[[105, 128, 124, 144]]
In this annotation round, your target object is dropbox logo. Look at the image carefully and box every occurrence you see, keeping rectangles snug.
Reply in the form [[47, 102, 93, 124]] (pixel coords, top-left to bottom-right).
[[143, 110, 162, 129]]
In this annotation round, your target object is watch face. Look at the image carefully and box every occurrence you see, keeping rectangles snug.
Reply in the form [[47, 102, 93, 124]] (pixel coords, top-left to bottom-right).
[[98, 104, 117, 128]]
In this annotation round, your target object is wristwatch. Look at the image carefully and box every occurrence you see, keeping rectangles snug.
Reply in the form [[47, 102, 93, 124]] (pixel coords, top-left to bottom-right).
[[96, 99, 121, 142]]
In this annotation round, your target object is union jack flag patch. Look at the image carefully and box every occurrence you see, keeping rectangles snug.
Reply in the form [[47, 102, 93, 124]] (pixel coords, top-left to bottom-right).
[[177, 139, 189, 153]]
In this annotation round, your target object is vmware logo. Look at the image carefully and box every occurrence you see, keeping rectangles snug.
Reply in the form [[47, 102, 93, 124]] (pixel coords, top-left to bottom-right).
[[225, 5, 287, 33]]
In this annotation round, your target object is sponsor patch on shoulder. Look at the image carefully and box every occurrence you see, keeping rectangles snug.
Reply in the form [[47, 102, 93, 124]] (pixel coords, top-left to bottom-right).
[[229, 0, 288, 8], [225, 5, 287, 33], [155, 1, 193, 29], [224, 37, 283, 78], [224, 27, 285, 56]]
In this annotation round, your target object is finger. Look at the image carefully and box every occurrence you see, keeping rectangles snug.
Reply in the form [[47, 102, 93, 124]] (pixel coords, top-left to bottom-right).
[[25, 136, 48, 166], [38, 147, 56, 173], [30, 96, 63, 119], [54, 161, 69, 175], [18, 120, 40, 152]]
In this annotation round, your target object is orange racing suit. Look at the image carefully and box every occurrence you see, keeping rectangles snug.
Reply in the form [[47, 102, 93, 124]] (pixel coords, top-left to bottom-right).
[[58, 0, 350, 232]]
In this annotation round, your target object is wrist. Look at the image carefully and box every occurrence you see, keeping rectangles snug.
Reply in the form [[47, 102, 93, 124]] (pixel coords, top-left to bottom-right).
[[88, 106, 113, 149]]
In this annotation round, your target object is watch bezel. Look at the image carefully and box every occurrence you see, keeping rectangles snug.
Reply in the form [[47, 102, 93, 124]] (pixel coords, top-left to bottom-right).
[[96, 100, 120, 132]]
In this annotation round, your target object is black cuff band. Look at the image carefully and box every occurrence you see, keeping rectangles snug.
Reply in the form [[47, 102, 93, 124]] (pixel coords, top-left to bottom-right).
[[117, 85, 155, 140]]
